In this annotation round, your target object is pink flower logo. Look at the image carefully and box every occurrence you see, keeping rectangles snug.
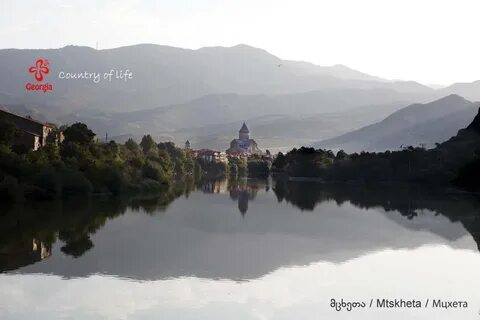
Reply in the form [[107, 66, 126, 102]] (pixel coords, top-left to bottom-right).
[[28, 59, 49, 82]]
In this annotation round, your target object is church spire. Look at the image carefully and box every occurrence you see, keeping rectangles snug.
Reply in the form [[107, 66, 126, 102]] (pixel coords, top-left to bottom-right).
[[239, 122, 250, 140], [239, 122, 249, 133]]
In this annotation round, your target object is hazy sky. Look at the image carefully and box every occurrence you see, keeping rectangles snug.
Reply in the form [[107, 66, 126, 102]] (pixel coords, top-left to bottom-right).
[[0, 0, 478, 85]]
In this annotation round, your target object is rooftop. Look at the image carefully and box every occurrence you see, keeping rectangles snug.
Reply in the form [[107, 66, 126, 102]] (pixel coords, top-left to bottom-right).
[[239, 122, 249, 133], [0, 108, 54, 127]]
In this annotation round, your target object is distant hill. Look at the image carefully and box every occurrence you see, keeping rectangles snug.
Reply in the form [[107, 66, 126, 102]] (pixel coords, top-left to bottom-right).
[[438, 103, 480, 158], [137, 101, 408, 152], [60, 89, 413, 150], [438, 80, 480, 102], [0, 44, 433, 118], [314, 95, 480, 152], [3, 43, 480, 152]]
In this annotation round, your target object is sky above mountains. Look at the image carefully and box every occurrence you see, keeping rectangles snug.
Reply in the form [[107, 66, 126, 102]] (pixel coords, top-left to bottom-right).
[[0, 0, 479, 86]]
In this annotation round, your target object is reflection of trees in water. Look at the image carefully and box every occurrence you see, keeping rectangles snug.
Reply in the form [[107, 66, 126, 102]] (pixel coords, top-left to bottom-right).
[[0, 179, 196, 271], [3, 176, 480, 272], [129, 178, 195, 214], [272, 176, 480, 249], [60, 235, 93, 258], [0, 238, 51, 272]]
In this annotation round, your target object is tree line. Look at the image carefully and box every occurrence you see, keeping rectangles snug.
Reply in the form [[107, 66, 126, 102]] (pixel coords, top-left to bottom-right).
[[0, 121, 275, 202], [272, 132, 480, 190], [0, 121, 202, 201]]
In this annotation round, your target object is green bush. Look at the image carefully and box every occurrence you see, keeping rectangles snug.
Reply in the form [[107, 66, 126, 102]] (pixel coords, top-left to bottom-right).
[[142, 160, 168, 184], [60, 168, 92, 195]]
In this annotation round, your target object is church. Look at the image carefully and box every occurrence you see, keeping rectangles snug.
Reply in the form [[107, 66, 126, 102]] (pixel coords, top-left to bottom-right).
[[226, 122, 262, 155]]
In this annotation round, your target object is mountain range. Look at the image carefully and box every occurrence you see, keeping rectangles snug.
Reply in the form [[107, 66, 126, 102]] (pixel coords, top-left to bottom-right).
[[58, 90, 415, 150], [1, 44, 480, 151], [0, 43, 436, 115]]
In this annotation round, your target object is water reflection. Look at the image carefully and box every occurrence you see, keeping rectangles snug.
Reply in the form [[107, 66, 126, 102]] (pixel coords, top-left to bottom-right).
[[273, 178, 480, 249], [0, 238, 51, 272], [0, 180, 197, 273], [1, 177, 480, 281], [228, 178, 263, 215]]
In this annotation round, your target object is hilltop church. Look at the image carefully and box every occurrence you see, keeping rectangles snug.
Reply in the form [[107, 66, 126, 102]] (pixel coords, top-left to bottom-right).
[[226, 122, 262, 155]]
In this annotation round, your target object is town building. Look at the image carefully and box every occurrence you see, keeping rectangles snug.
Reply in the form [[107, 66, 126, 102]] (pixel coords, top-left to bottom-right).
[[226, 122, 262, 156], [194, 149, 228, 163], [0, 109, 63, 151]]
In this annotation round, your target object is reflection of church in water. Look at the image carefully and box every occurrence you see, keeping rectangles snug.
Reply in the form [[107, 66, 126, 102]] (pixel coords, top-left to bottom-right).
[[229, 187, 255, 215], [200, 179, 270, 215], [229, 180, 268, 215]]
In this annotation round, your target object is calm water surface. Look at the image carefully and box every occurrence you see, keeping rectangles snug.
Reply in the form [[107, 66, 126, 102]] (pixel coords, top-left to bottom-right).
[[1, 178, 480, 319]]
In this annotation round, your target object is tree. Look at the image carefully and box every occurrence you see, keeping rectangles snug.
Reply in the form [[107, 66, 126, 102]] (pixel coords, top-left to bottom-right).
[[272, 152, 286, 170], [105, 140, 120, 159], [0, 121, 17, 146], [248, 158, 271, 177], [140, 135, 156, 154], [336, 150, 348, 160], [183, 152, 195, 174], [46, 127, 61, 145], [125, 138, 140, 152], [156, 149, 174, 177], [231, 157, 247, 176], [63, 123, 95, 145], [142, 160, 167, 183]]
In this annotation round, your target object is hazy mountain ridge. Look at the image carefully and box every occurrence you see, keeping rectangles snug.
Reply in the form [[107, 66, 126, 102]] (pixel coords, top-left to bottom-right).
[[314, 95, 480, 152], [136, 101, 409, 152], [439, 80, 480, 101], [59, 90, 414, 150], [0, 43, 433, 118], [1, 44, 479, 152]]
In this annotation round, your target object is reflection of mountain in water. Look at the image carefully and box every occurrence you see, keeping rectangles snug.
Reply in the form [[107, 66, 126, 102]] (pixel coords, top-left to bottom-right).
[[1, 178, 480, 281]]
